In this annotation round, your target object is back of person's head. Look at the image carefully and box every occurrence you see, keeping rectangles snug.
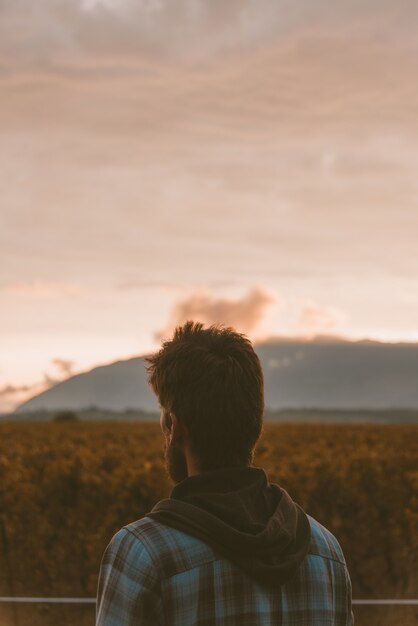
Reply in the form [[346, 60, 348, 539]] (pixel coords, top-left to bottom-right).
[[146, 320, 264, 471]]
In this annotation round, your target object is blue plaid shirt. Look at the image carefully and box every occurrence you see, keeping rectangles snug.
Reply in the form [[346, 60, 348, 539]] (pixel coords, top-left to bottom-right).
[[96, 515, 354, 625]]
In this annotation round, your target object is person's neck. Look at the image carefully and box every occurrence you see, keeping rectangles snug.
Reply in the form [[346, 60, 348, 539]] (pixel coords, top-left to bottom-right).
[[184, 447, 201, 477], [171, 465, 262, 499]]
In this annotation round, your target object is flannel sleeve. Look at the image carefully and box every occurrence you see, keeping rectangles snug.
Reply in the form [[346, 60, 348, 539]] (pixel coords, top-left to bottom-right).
[[345, 564, 355, 626], [96, 528, 163, 626]]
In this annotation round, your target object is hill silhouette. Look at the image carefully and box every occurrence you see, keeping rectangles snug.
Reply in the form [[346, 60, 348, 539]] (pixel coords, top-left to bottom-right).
[[15, 337, 418, 413]]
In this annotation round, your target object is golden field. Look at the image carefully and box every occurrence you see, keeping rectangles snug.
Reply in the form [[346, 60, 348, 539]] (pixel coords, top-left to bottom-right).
[[0, 421, 417, 626]]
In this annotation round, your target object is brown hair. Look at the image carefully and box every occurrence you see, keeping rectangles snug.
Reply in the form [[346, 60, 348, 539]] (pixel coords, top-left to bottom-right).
[[145, 320, 264, 471]]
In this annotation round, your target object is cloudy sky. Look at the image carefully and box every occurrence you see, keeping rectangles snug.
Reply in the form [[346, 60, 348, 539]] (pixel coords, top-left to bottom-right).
[[1, 0, 418, 411]]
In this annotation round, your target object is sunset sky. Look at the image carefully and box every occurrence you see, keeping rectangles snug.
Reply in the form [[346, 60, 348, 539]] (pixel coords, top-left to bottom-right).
[[1, 0, 418, 411]]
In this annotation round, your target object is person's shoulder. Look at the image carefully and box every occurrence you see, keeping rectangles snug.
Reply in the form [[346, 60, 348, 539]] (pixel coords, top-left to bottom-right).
[[122, 516, 217, 580], [101, 525, 159, 590], [104, 525, 149, 560], [306, 514, 347, 565]]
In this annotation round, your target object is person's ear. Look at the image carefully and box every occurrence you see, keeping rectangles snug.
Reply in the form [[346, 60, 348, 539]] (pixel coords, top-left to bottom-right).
[[169, 411, 184, 446], [161, 410, 172, 435]]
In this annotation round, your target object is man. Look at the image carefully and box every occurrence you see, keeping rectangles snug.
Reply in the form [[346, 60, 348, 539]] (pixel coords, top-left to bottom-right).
[[96, 321, 354, 625]]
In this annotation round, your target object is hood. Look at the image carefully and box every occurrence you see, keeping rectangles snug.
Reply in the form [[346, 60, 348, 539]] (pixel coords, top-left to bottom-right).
[[147, 466, 311, 587]]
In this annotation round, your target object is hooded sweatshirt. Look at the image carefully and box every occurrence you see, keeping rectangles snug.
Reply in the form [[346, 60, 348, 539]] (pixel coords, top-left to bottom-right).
[[147, 466, 311, 587]]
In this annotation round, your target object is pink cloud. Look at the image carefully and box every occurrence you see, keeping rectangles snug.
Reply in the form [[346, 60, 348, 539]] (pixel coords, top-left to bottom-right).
[[51, 358, 75, 377], [155, 287, 276, 342], [297, 302, 347, 335], [3, 282, 80, 297], [0, 383, 32, 397]]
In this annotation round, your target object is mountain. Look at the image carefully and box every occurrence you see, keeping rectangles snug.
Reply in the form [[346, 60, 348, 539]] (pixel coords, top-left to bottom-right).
[[17, 357, 155, 413], [15, 337, 418, 413]]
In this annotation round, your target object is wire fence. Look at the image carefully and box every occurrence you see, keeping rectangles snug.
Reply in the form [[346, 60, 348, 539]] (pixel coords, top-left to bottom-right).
[[2, 520, 417, 610], [0, 597, 417, 605]]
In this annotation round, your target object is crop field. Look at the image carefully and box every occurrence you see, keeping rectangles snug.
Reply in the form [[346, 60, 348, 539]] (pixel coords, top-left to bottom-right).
[[0, 421, 417, 626]]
